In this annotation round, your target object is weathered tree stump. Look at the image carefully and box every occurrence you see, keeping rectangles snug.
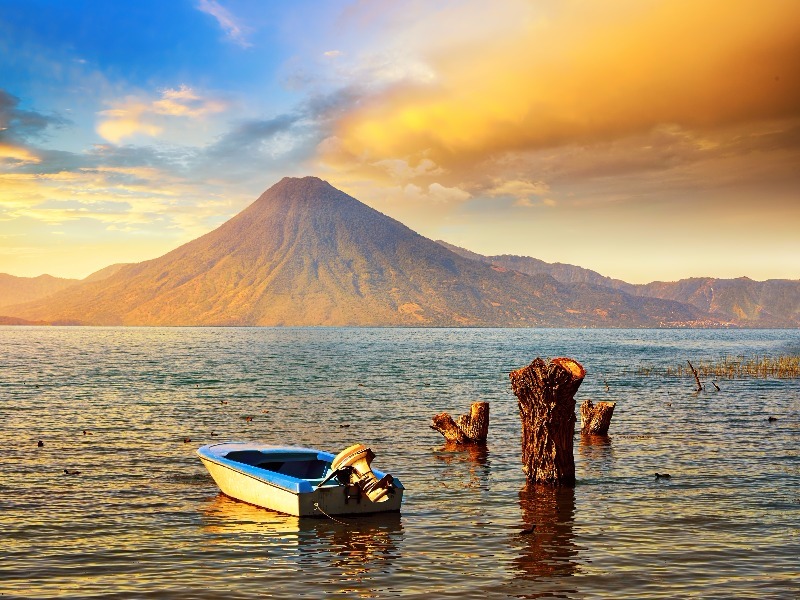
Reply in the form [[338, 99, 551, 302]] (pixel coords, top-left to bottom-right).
[[431, 401, 489, 444], [579, 399, 615, 435], [509, 357, 585, 486]]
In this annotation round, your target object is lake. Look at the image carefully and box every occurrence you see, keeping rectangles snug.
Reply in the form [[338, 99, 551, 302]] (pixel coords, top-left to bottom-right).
[[1, 327, 798, 599]]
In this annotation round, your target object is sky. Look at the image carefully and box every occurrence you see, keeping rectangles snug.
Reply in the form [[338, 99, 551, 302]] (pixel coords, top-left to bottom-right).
[[1, 0, 798, 283]]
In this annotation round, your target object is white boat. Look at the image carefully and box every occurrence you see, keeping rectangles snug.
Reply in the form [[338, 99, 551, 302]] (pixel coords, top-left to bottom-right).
[[197, 441, 404, 517]]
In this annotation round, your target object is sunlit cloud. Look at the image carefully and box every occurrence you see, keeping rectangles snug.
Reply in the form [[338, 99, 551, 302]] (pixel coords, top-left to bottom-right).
[[196, 0, 252, 48], [0, 164, 233, 239], [96, 86, 227, 143], [406, 182, 470, 204], [0, 142, 41, 164], [373, 156, 442, 181], [513, 197, 557, 209], [152, 85, 227, 117], [96, 104, 162, 144], [318, 0, 800, 193], [489, 179, 549, 199]]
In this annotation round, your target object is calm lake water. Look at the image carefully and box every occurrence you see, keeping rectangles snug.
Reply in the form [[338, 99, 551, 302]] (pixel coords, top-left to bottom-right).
[[1, 327, 798, 599]]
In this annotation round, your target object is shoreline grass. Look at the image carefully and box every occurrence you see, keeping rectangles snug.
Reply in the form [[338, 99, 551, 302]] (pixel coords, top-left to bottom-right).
[[638, 354, 800, 379]]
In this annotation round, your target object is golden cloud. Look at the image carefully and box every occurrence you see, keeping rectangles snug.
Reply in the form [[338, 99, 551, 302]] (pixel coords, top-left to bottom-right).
[[0, 142, 41, 164], [322, 0, 800, 177], [96, 86, 227, 143]]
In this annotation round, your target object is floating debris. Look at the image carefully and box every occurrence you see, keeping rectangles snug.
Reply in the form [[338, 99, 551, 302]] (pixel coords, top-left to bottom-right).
[[37, 440, 44, 448], [64, 469, 81, 475], [654, 472, 671, 480]]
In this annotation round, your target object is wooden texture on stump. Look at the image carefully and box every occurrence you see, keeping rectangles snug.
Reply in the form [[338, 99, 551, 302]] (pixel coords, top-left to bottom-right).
[[579, 399, 616, 435], [431, 401, 489, 444], [509, 357, 585, 486]]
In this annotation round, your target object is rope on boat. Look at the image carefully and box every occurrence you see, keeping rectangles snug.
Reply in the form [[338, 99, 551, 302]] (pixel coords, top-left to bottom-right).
[[313, 502, 349, 525]]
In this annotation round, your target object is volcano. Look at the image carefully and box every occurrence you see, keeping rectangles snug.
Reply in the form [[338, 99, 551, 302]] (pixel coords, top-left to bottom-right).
[[7, 177, 707, 326]]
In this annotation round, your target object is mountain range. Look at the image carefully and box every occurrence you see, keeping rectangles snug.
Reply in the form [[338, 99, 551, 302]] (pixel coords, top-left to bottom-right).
[[1, 177, 796, 327], [437, 243, 800, 327]]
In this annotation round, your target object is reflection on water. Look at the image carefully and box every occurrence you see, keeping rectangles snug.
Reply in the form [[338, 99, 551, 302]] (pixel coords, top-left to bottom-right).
[[579, 434, 612, 449], [433, 441, 491, 491], [511, 484, 579, 598], [578, 434, 615, 480], [200, 493, 403, 596], [200, 493, 302, 536]]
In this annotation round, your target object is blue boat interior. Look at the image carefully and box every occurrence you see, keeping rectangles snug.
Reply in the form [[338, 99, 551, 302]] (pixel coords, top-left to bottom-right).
[[224, 449, 334, 484]]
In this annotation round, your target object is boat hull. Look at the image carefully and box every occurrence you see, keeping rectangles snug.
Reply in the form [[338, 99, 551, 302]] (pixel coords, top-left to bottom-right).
[[197, 443, 403, 517]]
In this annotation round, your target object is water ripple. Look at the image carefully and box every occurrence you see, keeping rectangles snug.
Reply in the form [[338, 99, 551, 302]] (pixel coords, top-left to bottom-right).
[[1, 327, 798, 599]]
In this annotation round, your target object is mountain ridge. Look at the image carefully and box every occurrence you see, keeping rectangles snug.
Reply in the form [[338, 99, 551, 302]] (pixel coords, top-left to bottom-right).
[[437, 243, 799, 327]]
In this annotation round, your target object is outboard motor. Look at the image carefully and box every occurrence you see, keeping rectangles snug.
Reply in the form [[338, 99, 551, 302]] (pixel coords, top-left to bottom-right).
[[330, 443, 393, 503]]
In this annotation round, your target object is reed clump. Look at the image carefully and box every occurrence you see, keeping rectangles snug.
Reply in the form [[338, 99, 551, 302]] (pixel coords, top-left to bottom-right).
[[644, 355, 800, 379]]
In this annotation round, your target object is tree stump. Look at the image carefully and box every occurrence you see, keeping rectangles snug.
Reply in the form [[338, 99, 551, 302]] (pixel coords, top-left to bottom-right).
[[579, 399, 615, 435], [431, 401, 489, 444], [509, 357, 585, 486]]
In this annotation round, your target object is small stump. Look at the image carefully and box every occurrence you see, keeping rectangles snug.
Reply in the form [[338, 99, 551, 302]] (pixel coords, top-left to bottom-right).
[[431, 401, 489, 444], [579, 399, 615, 435], [510, 357, 585, 486]]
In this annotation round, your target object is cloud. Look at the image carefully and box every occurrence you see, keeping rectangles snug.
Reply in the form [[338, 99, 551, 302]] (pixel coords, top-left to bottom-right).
[[0, 157, 233, 240], [426, 182, 470, 204], [196, 0, 252, 48], [97, 104, 163, 144], [152, 85, 227, 117], [96, 86, 227, 143], [488, 179, 549, 199], [376, 181, 470, 205], [513, 197, 556, 209], [0, 142, 40, 165], [0, 89, 66, 139], [373, 157, 442, 180], [204, 113, 302, 158], [318, 1, 800, 184], [486, 179, 554, 208], [0, 89, 67, 164]]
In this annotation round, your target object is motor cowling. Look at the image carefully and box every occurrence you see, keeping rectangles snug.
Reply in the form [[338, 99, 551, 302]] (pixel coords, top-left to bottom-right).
[[330, 443, 393, 503]]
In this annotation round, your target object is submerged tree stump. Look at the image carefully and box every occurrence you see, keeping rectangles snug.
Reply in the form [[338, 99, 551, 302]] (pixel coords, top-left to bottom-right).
[[509, 357, 585, 486], [431, 401, 489, 444], [579, 399, 616, 435], [687, 360, 703, 392]]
